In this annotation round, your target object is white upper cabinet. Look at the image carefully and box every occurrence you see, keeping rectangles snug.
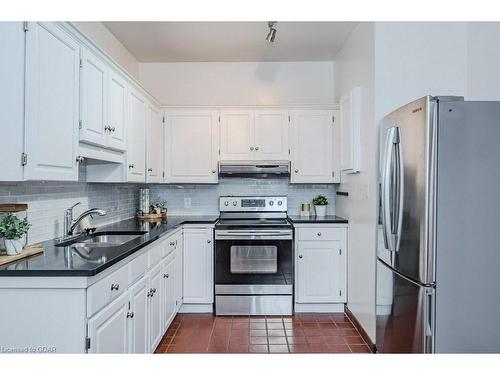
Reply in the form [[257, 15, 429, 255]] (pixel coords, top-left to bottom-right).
[[220, 110, 254, 160], [290, 110, 335, 183], [127, 87, 147, 182], [107, 71, 128, 151], [340, 87, 361, 174], [220, 109, 289, 161], [254, 110, 289, 160], [164, 110, 219, 184], [146, 103, 164, 183], [80, 48, 128, 152], [80, 49, 108, 147], [0, 22, 25, 181], [24, 22, 81, 181]]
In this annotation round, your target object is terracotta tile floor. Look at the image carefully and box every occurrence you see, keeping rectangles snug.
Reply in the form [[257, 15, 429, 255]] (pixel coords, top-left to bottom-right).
[[154, 313, 373, 354]]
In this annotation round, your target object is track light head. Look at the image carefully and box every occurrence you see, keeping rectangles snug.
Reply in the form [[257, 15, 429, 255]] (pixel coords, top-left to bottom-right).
[[266, 21, 277, 43]]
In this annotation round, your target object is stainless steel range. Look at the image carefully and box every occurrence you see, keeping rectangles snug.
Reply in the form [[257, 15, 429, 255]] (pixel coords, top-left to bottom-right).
[[215, 196, 293, 315]]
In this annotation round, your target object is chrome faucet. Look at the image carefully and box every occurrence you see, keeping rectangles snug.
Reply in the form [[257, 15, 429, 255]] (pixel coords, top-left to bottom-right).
[[64, 202, 107, 236]]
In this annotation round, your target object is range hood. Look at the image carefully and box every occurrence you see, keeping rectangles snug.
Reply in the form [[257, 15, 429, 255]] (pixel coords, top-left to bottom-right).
[[219, 161, 290, 177]]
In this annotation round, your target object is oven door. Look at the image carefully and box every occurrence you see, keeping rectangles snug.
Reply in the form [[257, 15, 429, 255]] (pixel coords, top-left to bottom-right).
[[215, 229, 293, 289]]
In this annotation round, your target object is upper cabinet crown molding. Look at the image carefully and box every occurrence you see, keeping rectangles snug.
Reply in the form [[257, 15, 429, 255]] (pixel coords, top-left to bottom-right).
[[340, 86, 362, 174]]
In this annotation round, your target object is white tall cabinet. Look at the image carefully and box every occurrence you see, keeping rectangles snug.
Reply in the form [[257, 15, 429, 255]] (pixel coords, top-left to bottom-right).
[[164, 110, 219, 183], [24, 22, 81, 181], [290, 110, 339, 183]]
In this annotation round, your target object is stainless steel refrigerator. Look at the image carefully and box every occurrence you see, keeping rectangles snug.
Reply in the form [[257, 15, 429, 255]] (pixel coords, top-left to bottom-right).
[[376, 96, 500, 353]]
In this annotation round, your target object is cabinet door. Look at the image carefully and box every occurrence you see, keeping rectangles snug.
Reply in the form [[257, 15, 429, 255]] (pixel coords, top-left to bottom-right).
[[87, 292, 128, 353], [0, 22, 25, 181], [162, 253, 176, 331], [148, 262, 163, 353], [146, 104, 164, 183], [340, 87, 361, 174], [165, 110, 219, 183], [174, 232, 183, 311], [183, 228, 214, 304], [127, 88, 146, 182], [332, 109, 341, 183], [128, 275, 148, 354], [107, 70, 128, 151], [254, 110, 289, 160], [290, 110, 334, 183], [220, 110, 254, 160], [80, 49, 108, 147], [25, 22, 80, 181], [296, 240, 343, 303]]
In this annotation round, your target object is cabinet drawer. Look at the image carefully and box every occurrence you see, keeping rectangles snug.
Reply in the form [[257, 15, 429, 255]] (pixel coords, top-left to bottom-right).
[[87, 265, 129, 317], [129, 252, 147, 285], [297, 227, 343, 241], [148, 241, 165, 268], [165, 236, 177, 257]]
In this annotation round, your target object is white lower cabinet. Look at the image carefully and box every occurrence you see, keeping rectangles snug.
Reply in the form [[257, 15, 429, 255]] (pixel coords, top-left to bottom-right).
[[162, 252, 177, 331], [128, 275, 149, 353], [148, 261, 164, 353], [182, 227, 214, 306], [295, 225, 347, 312], [87, 292, 129, 354]]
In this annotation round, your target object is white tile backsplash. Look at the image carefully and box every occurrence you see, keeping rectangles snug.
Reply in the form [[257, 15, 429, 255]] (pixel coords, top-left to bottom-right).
[[1, 175, 336, 245]]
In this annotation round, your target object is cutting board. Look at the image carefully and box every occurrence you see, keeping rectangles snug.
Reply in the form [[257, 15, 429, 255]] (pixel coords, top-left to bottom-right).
[[0, 243, 44, 266]]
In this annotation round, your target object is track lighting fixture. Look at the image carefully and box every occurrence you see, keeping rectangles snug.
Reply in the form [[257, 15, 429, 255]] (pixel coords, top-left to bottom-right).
[[266, 21, 277, 43]]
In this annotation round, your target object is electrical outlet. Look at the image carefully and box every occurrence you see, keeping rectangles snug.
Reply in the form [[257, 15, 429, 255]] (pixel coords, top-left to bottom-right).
[[184, 198, 191, 209]]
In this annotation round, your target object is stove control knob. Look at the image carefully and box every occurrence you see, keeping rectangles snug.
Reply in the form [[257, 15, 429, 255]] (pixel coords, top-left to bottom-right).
[[269, 201, 274, 206], [277, 200, 283, 206], [224, 201, 229, 206], [232, 201, 237, 206]]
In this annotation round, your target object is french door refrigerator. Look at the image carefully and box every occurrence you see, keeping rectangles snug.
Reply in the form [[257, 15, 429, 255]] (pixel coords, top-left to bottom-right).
[[376, 96, 500, 353]]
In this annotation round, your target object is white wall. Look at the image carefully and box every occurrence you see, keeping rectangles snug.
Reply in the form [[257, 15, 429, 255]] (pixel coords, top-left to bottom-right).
[[72, 22, 140, 79], [139, 62, 334, 105], [466, 22, 500, 100], [334, 22, 377, 342], [374, 22, 468, 123]]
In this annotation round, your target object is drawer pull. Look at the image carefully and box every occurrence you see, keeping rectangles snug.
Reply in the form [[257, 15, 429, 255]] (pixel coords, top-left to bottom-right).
[[163, 273, 169, 279], [207, 239, 211, 244], [317, 232, 322, 236], [110, 283, 120, 291], [127, 311, 134, 318], [298, 254, 303, 259], [152, 288, 156, 294]]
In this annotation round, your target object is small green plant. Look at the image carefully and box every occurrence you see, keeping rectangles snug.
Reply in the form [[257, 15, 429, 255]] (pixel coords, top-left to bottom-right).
[[0, 213, 31, 240], [150, 200, 167, 214], [312, 195, 328, 206]]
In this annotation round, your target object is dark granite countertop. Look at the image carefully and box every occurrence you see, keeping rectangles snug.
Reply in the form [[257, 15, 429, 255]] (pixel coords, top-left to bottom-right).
[[288, 215, 348, 224], [0, 215, 218, 277]]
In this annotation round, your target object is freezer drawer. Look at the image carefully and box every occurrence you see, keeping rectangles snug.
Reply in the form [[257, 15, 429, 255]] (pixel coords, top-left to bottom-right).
[[376, 259, 434, 353]]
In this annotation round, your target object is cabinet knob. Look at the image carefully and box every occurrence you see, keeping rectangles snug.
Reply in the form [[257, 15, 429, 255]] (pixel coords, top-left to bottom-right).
[[127, 311, 134, 318], [147, 291, 152, 297], [76, 156, 85, 163], [294, 169, 299, 173], [104, 125, 110, 132], [250, 146, 254, 151], [207, 239, 211, 244], [317, 232, 322, 236], [211, 169, 216, 173], [298, 254, 303, 259], [111, 126, 116, 132], [255, 146, 259, 151], [128, 164, 134, 169], [110, 283, 120, 291], [163, 273, 169, 279], [148, 168, 153, 172], [152, 288, 156, 294], [170, 241, 175, 246]]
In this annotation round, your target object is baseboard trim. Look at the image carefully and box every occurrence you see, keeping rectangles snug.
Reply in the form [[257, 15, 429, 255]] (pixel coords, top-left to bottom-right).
[[179, 303, 213, 313], [345, 306, 377, 353], [294, 303, 345, 313]]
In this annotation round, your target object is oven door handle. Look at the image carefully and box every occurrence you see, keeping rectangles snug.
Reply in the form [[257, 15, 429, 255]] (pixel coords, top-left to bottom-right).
[[215, 230, 293, 240]]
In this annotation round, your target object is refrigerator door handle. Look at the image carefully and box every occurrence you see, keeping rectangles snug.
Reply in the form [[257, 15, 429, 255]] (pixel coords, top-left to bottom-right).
[[424, 288, 435, 353], [381, 127, 399, 252], [394, 135, 404, 252]]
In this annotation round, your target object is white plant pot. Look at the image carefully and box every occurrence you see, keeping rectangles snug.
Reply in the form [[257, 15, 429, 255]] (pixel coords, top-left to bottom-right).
[[4, 239, 24, 255], [314, 205, 327, 217]]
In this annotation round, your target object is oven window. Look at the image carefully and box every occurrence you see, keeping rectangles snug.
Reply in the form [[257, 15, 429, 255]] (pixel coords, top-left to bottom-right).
[[230, 246, 277, 274]]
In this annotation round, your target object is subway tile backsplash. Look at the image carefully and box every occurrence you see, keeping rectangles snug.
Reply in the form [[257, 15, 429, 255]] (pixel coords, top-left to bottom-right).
[[0, 175, 335, 245]]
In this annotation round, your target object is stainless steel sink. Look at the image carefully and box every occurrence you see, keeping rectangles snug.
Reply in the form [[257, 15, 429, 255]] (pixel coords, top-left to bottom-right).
[[56, 231, 147, 248]]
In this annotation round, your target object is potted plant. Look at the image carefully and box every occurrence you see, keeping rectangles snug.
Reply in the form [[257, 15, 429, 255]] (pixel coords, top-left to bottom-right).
[[0, 213, 31, 255], [312, 195, 328, 217]]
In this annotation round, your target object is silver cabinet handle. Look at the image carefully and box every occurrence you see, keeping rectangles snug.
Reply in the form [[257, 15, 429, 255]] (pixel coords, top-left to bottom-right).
[[148, 168, 153, 172], [207, 239, 212, 244], [163, 273, 169, 279], [128, 164, 134, 169], [127, 311, 134, 318], [255, 146, 259, 151], [111, 283, 119, 291], [147, 291, 152, 297], [76, 156, 84, 163], [111, 126, 116, 132], [294, 169, 299, 173], [211, 169, 216, 173], [250, 146, 254, 151], [170, 241, 175, 246], [104, 125, 110, 132], [317, 232, 322, 236], [298, 254, 303, 259]]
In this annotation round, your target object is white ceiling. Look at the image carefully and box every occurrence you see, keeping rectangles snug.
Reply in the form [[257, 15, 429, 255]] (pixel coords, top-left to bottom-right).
[[103, 22, 357, 62]]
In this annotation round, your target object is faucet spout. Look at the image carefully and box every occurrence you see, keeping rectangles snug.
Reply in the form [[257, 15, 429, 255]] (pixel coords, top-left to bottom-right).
[[68, 208, 107, 235]]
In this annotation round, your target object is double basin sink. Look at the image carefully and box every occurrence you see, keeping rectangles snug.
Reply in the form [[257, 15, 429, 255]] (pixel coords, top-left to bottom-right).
[[56, 231, 147, 264]]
